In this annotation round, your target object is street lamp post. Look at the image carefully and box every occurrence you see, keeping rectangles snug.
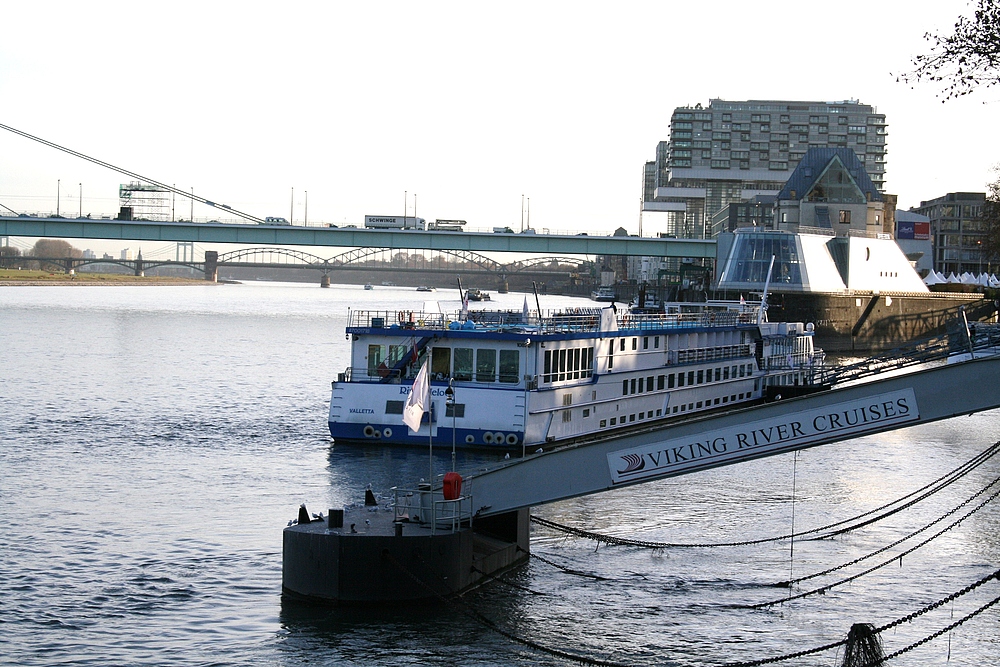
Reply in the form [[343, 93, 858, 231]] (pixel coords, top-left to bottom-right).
[[57, 179, 60, 216], [445, 378, 456, 472], [78, 183, 82, 218]]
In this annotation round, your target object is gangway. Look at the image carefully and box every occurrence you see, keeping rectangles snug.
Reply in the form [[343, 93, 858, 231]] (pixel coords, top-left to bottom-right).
[[283, 348, 1000, 603]]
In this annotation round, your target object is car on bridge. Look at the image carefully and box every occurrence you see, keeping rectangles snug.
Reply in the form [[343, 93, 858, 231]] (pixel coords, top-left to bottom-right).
[[263, 217, 290, 225]]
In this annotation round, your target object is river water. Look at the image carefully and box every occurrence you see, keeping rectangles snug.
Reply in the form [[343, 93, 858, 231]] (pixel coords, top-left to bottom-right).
[[1, 282, 998, 666]]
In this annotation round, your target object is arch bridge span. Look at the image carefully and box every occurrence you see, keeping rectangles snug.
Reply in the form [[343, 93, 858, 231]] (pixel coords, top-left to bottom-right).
[[216, 247, 588, 276]]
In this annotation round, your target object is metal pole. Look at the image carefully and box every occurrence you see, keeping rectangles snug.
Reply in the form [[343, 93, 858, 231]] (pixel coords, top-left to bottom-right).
[[57, 179, 60, 216], [78, 183, 82, 218], [290, 187, 294, 224], [190, 187, 194, 221], [304, 190, 308, 226], [521, 194, 524, 232]]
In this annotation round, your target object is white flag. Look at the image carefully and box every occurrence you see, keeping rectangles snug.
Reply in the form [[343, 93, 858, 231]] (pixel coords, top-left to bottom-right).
[[403, 360, 431, 432], [522, 296, 530, 320]]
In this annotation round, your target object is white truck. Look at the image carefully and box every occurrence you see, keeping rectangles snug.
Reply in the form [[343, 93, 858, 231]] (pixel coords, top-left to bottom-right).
[[364, 215, 425, 230]]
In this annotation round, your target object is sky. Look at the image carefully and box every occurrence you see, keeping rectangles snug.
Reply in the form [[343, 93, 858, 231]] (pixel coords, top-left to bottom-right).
[[2, 0, 998, 256]]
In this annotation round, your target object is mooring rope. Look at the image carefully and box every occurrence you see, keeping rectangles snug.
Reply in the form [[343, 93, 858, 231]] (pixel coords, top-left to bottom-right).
[[529, 440, 1000, 550], [747, 485, 1000, 608], [384, 547, 1000, 666], [774, 475, 1000, 588]]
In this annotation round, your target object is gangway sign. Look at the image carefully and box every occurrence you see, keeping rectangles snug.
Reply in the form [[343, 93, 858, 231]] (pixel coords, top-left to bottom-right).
[[467, 355, 1000, 518]]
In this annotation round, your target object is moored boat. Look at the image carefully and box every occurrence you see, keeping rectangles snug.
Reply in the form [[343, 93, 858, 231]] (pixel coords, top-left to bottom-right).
[[328, 301, 828, 450], [591, 286, 616, 302]]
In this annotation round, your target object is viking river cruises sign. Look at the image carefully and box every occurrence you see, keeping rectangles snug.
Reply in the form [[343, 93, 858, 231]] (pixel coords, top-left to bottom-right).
[[607, 389, 919, 484]]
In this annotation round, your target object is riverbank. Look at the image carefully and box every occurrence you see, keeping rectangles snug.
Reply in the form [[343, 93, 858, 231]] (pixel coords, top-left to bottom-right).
[[0, 269, 219, 286]]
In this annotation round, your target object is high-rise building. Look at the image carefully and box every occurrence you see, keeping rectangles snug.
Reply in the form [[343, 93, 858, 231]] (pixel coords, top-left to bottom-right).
[[912, 192, 988, 276], [643, 99, 888, 239]]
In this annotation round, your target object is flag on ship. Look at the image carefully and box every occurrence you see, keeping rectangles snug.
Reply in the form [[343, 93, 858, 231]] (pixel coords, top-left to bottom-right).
[[403, 360, 430, 432], [522, 296, 530, 321]]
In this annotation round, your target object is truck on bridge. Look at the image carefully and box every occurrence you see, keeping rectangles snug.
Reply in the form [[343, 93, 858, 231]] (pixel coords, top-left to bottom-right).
[[364, 215, 426, 230]]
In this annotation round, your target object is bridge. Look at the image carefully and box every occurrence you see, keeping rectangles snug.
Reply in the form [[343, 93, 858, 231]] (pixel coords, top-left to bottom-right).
[[9, 247, 592, 283], [0, 216, 717, 259]]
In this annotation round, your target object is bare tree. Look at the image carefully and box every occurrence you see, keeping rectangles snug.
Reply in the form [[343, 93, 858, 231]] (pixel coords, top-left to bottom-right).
[[898, 0, 1000, 100], [983, 168, 1000, 265]]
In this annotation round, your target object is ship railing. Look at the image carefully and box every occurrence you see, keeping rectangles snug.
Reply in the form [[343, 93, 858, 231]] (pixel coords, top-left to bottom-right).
[[348, 307, 763, 334], [392, 486, 473, 534]]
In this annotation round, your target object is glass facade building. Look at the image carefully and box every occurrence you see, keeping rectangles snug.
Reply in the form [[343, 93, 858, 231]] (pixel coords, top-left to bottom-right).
[[912, 193, 988, 275]]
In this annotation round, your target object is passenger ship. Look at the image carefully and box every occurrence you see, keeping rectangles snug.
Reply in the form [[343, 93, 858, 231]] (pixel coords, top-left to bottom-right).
[[328, 302, 826, 449]]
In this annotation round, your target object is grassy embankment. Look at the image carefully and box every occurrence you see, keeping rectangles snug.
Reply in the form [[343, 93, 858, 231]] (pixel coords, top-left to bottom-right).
[[0, 269, 213, 285]]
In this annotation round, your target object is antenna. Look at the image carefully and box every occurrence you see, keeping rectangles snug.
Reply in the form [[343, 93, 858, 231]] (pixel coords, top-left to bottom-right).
[[758, 255, 775, 326]]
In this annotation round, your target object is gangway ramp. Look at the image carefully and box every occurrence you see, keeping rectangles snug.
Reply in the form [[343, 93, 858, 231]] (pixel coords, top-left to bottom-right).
[[468, 352, 1000, 518]]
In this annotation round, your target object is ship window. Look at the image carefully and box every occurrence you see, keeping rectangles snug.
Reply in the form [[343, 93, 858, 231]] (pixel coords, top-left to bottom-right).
[[723, 396, 728, 403], [608, 341, 614, 369], [688, 371, 695, 385], [562, 410, 572, 423], [620, 338, 626, 352], [445, 403, 465, 418], [697, 370, 704, 384], [499, 350, 519, 383], [677, 373, 684, 387], [724, 367, 730, 380], [586, 347, 594, 377], [388, 344, 408, 366], [623, 379, 629, 395], [629, 414, 636, 422], [600, 419, 607, 427], [656, 409, 662, 416], [583, 408, 590, 418], [476, 349, 496, 382], [668, 374, 675, 389], [611, 417, 617, 425], [647, 376, 653, 392], [697, 401, 703, 408], [367, 344, 384, 376], [637, 377, 644, 393], [573, 348, 582, 379], [658, 375, 665, 390], [454, 348, 474, 381], [630, 378, 637, 394], [643, 337, 649, 350], [431, 347, 451, 378], [558, 349, 567, 381], [715, 368, 721, 382], [673, 406, 678, 413], [544, 350, 552, 383], [632, 338, 637, 350], [654, 336, 660, 349], [385, 400, 405, 415]]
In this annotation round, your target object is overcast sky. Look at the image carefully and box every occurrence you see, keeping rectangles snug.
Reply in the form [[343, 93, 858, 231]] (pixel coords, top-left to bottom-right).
[[2, 1, 998, 254]]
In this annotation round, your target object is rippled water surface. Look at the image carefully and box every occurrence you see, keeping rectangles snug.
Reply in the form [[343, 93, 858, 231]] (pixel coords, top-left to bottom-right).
[[2, 282, 998, 666]]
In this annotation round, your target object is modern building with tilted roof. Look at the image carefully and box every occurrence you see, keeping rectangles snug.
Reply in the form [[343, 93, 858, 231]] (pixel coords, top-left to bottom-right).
[[712, 148, 992, 350]]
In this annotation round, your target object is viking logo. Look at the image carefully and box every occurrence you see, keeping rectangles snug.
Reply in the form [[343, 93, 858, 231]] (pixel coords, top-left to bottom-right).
[[617, 453, 645, 475]]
